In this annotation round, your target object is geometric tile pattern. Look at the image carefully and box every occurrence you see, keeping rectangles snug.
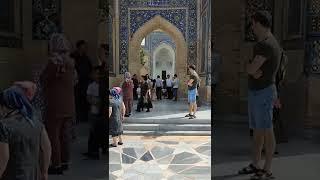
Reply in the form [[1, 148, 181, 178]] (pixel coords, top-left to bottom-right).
[[118, 0, 197, 73], [109, 138, 211, 179], [32, 0, 62, 40], [145, 31, 176, 52], [307, 0, 320, 74]]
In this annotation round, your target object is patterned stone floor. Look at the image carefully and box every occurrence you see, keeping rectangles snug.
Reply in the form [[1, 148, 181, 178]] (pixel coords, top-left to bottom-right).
[[109, 136, 212, 180]]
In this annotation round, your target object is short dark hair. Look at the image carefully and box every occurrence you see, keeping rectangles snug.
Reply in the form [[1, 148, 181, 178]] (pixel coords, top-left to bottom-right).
[[157, 75, 160, 78], [252, 10, 272, 28], [76, 40, 87, 49], [188, 64, 196, 71], [143, 76, 147, 81], [174, 74, 177, 77]]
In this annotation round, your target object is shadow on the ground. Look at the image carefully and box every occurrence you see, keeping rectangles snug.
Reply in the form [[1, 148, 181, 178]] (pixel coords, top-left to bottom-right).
[[214, 174, 249, 180], [214, 121, 320, 165]]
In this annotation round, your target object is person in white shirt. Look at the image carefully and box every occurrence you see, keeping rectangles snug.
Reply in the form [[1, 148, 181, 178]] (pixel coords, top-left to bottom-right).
[[165, 75, 173, 99], [172, 74, 179, 101], [155, 75, 163, 100], [136, 83, 141, 99], [83, 67, 105, 159]]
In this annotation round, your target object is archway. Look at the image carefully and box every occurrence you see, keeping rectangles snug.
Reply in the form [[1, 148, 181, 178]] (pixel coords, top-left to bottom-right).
[[152, 43, 176, 79], [129, 15, 188, 95]]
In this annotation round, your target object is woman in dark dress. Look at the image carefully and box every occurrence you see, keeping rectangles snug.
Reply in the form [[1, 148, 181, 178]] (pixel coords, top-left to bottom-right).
[[109, 87, 125, 147], [0, 82, 51, 180], [144, 84, 153, 112], [41, 33, 76, 174]]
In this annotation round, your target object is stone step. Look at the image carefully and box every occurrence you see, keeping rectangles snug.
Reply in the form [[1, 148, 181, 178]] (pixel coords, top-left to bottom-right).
[[123, 123, 211, 131], [123, 130, 211, 136], [125, 118, 211, 124]]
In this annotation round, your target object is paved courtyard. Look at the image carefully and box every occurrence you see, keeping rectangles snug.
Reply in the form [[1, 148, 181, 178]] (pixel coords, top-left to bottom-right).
[[109, 136, 211, 180], [110, 100, 212, 180]]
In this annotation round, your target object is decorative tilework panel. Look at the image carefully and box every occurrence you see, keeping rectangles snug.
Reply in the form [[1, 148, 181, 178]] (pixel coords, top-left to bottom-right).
[[129, 9, 187, 38], [245, 0, 274, 41], [310, 0, 320, 14], [119, 0, 197, 74], [145, 31, 176, 52], [308, 40, 320, 73], [32, 0, 62, 40], [307, 0, 320, 74], [98, 0, 108, 22], [310, 14, 320, 33]]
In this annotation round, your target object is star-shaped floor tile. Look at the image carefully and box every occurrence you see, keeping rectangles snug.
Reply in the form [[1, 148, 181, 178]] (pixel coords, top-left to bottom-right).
[[173, 142, 198, 155]]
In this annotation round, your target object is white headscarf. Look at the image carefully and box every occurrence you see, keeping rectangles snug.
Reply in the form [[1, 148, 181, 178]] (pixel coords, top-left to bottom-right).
[[48, 33, 72, 65], [124, 72, 131, 82]]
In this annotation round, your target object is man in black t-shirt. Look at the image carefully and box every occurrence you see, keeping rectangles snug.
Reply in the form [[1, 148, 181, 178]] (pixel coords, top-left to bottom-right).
[[132, 74, 139, 100], [185, 65, 199, 119], [238, 11, 281, 179], [71, 40, 93, 123]]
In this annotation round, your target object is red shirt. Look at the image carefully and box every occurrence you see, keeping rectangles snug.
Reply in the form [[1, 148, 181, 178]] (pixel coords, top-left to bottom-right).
[[122, 80, 134, 100]]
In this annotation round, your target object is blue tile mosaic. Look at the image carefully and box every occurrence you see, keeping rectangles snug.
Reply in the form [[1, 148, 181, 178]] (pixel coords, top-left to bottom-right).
[[306, 0, 320, 74], [119, 0, 198, 74]]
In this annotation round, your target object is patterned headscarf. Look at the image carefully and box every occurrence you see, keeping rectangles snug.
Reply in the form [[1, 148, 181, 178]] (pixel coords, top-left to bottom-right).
[[1, 85, 35, 126], [48, 33, 72, 65], [14, 81, 37, 101], [110, 87, 121, 101], [124, 72, 131, 82]]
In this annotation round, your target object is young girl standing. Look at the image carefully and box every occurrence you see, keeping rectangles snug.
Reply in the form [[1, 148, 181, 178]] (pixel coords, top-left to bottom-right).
[[109, 87, 125, 147]]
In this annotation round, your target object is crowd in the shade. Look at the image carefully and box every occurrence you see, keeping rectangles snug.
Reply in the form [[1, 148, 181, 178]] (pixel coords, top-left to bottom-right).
[[0, 33, 108, 179]]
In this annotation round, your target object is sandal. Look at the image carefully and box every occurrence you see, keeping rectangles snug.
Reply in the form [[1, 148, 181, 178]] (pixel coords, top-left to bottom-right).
[[238, 164, 260, 174], [251, 170, 275, 180], [110, 144, 117, 147]]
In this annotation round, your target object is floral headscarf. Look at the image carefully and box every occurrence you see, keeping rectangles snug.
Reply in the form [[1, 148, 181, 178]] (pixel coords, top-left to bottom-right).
[[1, 84, 36, 126], [124, 72, 131, 82], [48, 33, 72, 75], [110, 87, 122, 101]]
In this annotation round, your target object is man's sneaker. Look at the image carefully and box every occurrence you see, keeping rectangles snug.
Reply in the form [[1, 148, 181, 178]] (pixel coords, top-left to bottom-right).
[[185, 114, 191, 117]]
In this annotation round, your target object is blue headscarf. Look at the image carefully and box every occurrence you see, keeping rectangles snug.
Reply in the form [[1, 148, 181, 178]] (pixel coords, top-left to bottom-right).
[[1, 86, 34, 126], [110, 88, 121, 101]]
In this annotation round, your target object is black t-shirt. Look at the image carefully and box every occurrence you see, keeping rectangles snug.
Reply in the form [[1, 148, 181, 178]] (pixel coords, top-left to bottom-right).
[[141, 82, 148, 95], [71, 52, 92, 82], [248, 35, 281, 90], [188, 75, 198, 90]]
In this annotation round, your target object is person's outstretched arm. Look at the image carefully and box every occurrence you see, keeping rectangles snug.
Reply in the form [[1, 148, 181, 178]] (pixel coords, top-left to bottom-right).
[[40, 128, 51, 180], [121, 102, 126, 121]]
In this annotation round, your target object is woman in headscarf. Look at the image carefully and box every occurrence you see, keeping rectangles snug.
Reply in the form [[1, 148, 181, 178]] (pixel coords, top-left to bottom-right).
[[41, 33, 76, 174], [109, 87, 125, 147], [121, 72, 134, 117], [0, 82, 51, 180]]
